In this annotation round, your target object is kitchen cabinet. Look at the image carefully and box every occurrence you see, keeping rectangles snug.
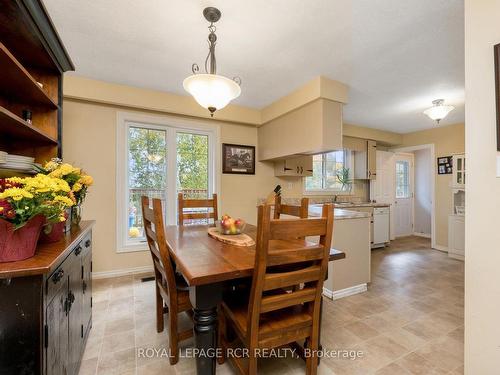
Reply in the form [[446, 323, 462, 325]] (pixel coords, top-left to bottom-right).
[[274, 155, 313, 177], [354, 140, 377, 179], [448, 215, 465, 260], [451, 154, 466, 189], [0, 222, 93, 375]]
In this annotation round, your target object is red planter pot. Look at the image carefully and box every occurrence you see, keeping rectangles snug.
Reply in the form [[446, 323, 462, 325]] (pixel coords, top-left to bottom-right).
[[39, 219, 66, 243], [0, 215, 45, 262]]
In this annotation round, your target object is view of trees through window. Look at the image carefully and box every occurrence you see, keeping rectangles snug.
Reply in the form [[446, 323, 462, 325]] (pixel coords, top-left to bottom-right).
[[305, 150, 349, 191], [127, 127, 209, 239]]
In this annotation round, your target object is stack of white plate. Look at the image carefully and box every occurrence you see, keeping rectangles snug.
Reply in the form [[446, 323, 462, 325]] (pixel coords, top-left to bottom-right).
[[2, 154, 35, 172], [0, 151, 6, 164]]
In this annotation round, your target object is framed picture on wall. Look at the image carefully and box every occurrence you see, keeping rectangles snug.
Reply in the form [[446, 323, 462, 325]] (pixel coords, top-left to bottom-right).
[[494, 43, 500, 151], [437, 156, 453, 175], [222, 143, 255, 174]]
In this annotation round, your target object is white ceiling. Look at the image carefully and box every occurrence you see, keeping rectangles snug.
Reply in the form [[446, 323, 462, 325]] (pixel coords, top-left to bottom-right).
[[44, 0, 464, 133]]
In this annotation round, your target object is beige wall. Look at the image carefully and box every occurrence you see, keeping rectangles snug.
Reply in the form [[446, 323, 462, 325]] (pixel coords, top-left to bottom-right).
[[400, 123, 465, 248], [62, 99, 279, 274], [465, 0, 500, 372]]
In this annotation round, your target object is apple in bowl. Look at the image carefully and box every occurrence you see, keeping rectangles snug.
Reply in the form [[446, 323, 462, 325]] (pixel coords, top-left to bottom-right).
[[216, 215, 246, 235]]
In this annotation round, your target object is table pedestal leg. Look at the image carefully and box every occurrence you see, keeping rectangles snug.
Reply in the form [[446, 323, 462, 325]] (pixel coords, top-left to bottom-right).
[[190, 283, 223, 375]]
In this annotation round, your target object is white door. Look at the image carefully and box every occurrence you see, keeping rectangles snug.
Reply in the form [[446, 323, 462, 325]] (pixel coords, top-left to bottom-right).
[[370, 151, 396, 239], [394, 153, 414, 237]]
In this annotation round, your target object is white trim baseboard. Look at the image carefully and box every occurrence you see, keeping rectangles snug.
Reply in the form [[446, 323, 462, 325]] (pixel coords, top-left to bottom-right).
[[448, 253, 464, 261], [433, 244, 448, 252], [92, 265, 153, 280], [323, 283, 367, 300], [413, 232, 431, 238]]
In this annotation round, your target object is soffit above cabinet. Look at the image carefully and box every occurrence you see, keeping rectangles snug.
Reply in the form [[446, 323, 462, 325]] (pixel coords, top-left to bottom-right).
[[258, 98, 343, 161]]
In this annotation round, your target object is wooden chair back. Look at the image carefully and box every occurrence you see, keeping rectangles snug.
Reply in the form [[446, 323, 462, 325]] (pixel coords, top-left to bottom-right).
[[141, 196, 178, 301], [178, 192, 218, 226], [274, 196, 309, 219], [246, 204, 333, 344]]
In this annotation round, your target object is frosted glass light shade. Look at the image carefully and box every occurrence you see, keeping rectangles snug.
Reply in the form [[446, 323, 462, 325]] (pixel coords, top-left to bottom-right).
[[423, 102, 454, 122], [183, 74, 241, 113]]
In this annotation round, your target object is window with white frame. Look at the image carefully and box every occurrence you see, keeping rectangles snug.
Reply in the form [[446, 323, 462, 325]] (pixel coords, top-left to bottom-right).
[[117, 114, 217, 252], [304, 149, 352, 193], [395, 160, 410, 198]]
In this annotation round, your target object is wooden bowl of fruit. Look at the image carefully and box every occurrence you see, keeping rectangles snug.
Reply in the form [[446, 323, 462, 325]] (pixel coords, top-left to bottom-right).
[[216, 215, 246, 235]]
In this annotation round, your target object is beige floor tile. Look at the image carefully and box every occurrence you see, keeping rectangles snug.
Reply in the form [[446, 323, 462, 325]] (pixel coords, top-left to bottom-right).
[[104, 317, 135, 336], [96, 348, 136, 375], [396, 351, 448, 375], [136, 359, 176, 374], [413, 340, 463, 372], [101, 330, 136, 353], [382, 327, 427, 352], [79, 357, 98, 375], [375, 362, 411, 375], [79, 235, 464, 375], [344, 321, 380, 340]]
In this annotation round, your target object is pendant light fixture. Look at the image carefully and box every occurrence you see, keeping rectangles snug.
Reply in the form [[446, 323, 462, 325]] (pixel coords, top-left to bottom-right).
[[183, 7, 241, 117], [423, 99, 455, 124]]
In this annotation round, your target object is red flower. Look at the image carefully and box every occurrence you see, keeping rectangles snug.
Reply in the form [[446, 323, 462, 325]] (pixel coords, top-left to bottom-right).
[[0, 179, 21, 193], [0, 199, 15, 219]]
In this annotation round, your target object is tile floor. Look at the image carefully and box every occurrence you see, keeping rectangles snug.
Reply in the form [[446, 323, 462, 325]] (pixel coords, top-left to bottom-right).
[[79, 236, 464, 375]]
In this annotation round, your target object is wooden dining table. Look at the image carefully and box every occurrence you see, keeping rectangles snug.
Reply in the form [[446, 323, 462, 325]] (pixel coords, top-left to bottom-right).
[[164, 223, 346, 375]]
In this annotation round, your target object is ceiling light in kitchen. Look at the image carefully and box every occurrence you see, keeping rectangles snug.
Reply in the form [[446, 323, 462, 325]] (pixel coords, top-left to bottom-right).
[[183, 7, 241, 117], [423, 99, 454, 124]]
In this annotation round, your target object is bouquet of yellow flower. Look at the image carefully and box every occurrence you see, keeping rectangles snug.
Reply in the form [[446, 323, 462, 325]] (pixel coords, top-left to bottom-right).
[[36, 158, 94, 205], [0, 175, 74, 229], [0, 174, 75, 262]]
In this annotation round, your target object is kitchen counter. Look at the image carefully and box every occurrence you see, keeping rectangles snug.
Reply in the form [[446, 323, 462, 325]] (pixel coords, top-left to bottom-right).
[[308, 205, 371, 220], [332, 202, 391, 208]]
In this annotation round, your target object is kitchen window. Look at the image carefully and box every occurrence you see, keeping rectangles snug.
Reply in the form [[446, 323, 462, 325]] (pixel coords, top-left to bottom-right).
[[304, 149, 352, 194], [117, 113, 218, 252]]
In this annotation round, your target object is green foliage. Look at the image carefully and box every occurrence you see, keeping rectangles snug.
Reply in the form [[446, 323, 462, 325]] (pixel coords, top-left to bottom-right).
[[176, 133, 208, 192], [128, 128, 209, 192], [128, 127, 167, 189], [336, 167, 352, 189]]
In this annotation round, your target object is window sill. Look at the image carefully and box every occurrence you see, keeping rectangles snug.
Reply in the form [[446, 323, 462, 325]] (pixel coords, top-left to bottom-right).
[[303, 190, 354, 196], [116, 242, 149, 253]]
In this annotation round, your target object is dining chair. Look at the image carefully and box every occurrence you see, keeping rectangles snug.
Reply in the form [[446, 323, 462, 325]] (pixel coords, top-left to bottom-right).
[[218, 203, 334, 375], [178, 192, 218, 225], [274, 196, 309, 219], [141, 196, 193, 365]]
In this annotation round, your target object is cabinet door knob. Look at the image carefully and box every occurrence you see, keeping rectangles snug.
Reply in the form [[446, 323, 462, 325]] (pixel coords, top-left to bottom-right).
[[85, 239, 91, 248], [296, 166, 300, 173], [52, 269, 64, 284], [75, 246, 82, 256]]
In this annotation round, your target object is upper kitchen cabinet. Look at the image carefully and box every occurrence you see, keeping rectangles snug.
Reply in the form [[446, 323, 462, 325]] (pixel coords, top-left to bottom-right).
[[274, 155, 313, 177], [451, 153, 466, 189], [258, 99, 343, 161], [354, 139, 377, 179]]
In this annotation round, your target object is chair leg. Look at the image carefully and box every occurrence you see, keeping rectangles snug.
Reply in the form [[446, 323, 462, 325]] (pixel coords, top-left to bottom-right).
[[217, 307, 226, 365], [168, 312, 179, 365], [305, 337, 319, 375], [155, 285, 164, 333], [247, 348, 257, 375]]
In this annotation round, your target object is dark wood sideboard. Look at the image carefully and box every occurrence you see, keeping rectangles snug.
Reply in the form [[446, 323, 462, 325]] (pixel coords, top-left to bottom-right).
[[0, 221, 94, 375]]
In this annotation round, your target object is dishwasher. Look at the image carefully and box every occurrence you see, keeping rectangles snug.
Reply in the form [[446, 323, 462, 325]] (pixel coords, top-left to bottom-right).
[[373, 207, 390, 248]]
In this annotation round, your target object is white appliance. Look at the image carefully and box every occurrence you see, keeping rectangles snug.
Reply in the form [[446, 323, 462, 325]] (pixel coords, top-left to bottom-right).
[[373, 207, 390, 248]]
